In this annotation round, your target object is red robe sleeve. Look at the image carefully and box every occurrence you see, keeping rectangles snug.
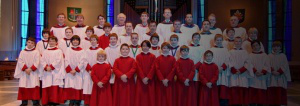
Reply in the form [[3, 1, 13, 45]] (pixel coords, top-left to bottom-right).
[[100, 65, 112, 84], [176, 62, 186, 83], [239, 66, 247, 73], [199, 66, 208, 85], [125, 61, 137, 79], [75, 66, 80, 72], [146, 55, 156, 80], [21, 65, 28, 71], [155, 58, 164, 81], [210, 65, 219, 84], [91, 66, 100, 83], [113, 60, 124, 79], [86, 64, 92, 71], [195, 62, 202, 70], [278, 68, 284, 74], [187, 62, 196, 80], [136, 58, 146, 79], [30, 65, 37, 71], [65, 65, 72, 73], [166, 59, 176, 81]]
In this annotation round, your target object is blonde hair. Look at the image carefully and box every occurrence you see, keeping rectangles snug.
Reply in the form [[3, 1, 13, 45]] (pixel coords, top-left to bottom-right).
[[97, 50, 107, 59]]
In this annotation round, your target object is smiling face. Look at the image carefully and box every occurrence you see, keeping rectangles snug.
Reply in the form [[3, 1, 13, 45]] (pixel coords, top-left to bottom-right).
[[121, 46, 130, 56], [162, 46, 170, 54], [141, 42, 150, 52], [252, 42, 261, 52], [180, 50, 189, 57], [215, 37, 223, 47], [192, 34, 200, 44], [230, 16, 239, 27], [49, 38, 57, 47], [202, 21, 210, 31], [208, 15, 216, 27], [90, 38, 98, 46], [227, 30, 235, 40], [272, 45, 281, 53], [76, 16, 84, 25], [205, 52, 213, 62], [109, 36, 118, 46], [26, 40, 35, 49], [131, 34, 139, 45], [117, 14, 126, 25], [173, 21, 181, 31], [141, 13, 149, 23], [151, 37, 159, 45], [97, 54, 106, 62], [170, 37, 178, 46], [86, 30, 93, 37], [125, 23, 133, 34], [234, 38, 243, 48], [57, 14, 65, 24], [104, 27, 111, 34], [43, 33, 49, 39], [248, 30, 258, 40], [185, 14, 193, 24], [98, 16, 106, 25], [149, 23, 157, 33], [65, 29, 73, 39]]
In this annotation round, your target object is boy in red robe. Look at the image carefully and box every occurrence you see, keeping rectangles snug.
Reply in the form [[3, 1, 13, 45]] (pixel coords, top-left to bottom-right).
[[155, 42, 176, 106], [198, 50, 219, 106]]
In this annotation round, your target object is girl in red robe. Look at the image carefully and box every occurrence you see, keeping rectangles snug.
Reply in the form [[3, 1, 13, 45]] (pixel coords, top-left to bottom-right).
[[135, 40, 156, 106], [155, 42, 176, 106], [175, 45, 196, 106], [90, 50, 112, 106], [113, 43, 137, 106], [199, 50, 219, 106]]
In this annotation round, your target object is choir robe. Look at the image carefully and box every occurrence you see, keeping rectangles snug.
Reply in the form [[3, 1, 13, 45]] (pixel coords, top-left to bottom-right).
[[64, 47, 86, 100], [149, 45, 161, 57], [90, 62, 112, 106], [72, 25, 89, 40], [223, 27, 247, 41], [112, 56, 137, 106], [135, 52, 156, 106], [134, 24, 149, 39], [223, 40, 235, 51], [129, 45, 142, 59], [40, 47, 65, 105], [156, 21, 173, 42], [188, 43, 206, 81], [50, 24, 68, 40], [198, 62, 219, 106], [98, 34, 110, 49], [267, 53, 291, 105], [83, 47, 103, 105], [210, 47, 230, 99], [105, 44, 121, 84], [228, 48, 254, 105], [14, 47, 40, 100], [154, 55, 176, 106], [175, 58, 196, 106], [36, 39, 49, 56], [248, 52, 270, 104], [180, 24, 200, 41], [111, 25, 126, 36], [242, 38, 265, 53], [210, 27, 222, 35], [81, 37, 92, 50], [169, 45, 180, 60], [93, 25, 105, 37], [140, 32, 164, 46], [166, 31, 189, 46], [119, 34, 132, 45], [200, 33, 215, 50], [58, 38, 72, 54]]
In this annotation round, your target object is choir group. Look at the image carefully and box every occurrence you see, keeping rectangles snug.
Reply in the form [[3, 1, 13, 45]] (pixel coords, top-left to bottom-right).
[[14, 8, 291, 106]]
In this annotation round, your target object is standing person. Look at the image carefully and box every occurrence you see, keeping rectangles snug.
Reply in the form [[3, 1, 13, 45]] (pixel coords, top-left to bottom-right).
[[93, 14, 106, 37], [50, 13, 68, 40]]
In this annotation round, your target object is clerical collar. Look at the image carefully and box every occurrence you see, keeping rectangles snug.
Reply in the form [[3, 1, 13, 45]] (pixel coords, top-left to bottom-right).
[[75, 24, 86, 28], [252, 51, 263, 54], [214, 45, 223, 48], [184, 23, 194, 28], [97, 61, 105, 64], [42, 38, 48, 42], [54, 24, 67, 28], [141, 23, 148, 27], [109, 44, 118, 48], [25, 46, 36, 51], [124, 33, 131, 36], [64, 37, 71, 40], [97, 25, 104, 29], [170, 45, 179, 49], [104, 33, 109, 36], [151, 45, 160, 50], [228, 39, 235, 42], [85, 37, 90, 41], [210, 27, 217, 30], [173, 30, 182, 33], [201, 31, 212, 35], [162, 20, 173, 24], [117, 24, 125, 27], [48, 46, 58, 50], [190, 42, 200, 46]]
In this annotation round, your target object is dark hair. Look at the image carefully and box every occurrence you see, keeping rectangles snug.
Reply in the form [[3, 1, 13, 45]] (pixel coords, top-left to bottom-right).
[[149, 20, 157, 25], [180, 45, 189, 52], [173, 20, 181, 24], [202, 20, 211, 25], [27, 37, 36, 43], [141, 40, 151, 48], [42, 29, 50, 35], [161, 42, 171, 49], [48, 36, 58, 42], [97, 14, 105, 20], [251, 40, 261, 47], [120, 43, 129, 50], [204, 50, 213, 57], [226, 28, 235, 33], [141, 12, 149, 17], [192, 33, 201, 39], [71, 35, 81, 45], [150, 33, 159, 42]]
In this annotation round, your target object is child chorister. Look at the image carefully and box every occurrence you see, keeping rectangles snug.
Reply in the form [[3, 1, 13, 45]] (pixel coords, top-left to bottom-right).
[[199, 20, 215, 50], [64, 35, 86, 105], [156, 8, 173, 42], [104, 33, 120, 84], [228, 37, 253, 105], [50, 13, 68, 40], [14, 37, 40, 106], [223, 15, 247, 40], [93, 14, 105, 37], [72, 14, 89, 40], [90, 50, 112, 106], [98, 22, 112, 49], [36, 29, 50, 56], [81, 26, 94, 50], [208, 14, 222, 35], [169, 34, 181, 60], [223, 28, 235, 50], [248, 40, 270, 105], [149, 34, 161, 57], [180, 14, 200, 41], [58, 27, 73, 54], [155, 42, 176, 106], [175, 45, 196, 106], [267, 41, 291, 105], [129, 33, 142, 59], [135, 40, 156, 106], [113, 43, 137, 106], [134, 12, 150, 38], [198, 50, 219, 106], [242, 27, 265, 53], [40, 36, 65, 105], [210, 34, 230, 106], [83, 35, 103, 105]]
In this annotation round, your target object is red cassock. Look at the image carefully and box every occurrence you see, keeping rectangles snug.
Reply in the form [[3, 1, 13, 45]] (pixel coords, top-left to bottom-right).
[[175, 58, 196, 106], [135, 53, 156, 106], [113, 56, 137, 106], [98, 34, 110, 49], [198, 62, 219, 106], [154, 55, 176, 106], [90, 62, 112, 106]]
